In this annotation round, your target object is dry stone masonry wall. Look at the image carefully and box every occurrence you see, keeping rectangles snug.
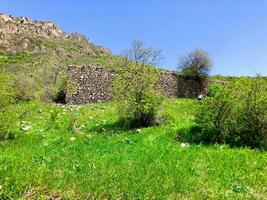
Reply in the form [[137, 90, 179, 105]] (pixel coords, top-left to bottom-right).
[[66, 65, 207, 105]]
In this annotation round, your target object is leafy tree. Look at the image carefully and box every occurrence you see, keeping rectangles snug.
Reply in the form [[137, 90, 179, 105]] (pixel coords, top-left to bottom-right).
[[113, 40, 163, 128], [178, 49, 212, 78]]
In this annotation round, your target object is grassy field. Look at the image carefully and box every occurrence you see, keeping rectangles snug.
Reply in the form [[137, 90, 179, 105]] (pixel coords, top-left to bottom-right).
[[0, 99, 266, 199]]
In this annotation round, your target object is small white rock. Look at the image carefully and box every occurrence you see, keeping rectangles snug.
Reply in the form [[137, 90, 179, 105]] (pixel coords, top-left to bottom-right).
[[79, 124, 86, 129], [136, 129, 141, 133], [181, 143, 190, 148], [21, 126, 31, 132]]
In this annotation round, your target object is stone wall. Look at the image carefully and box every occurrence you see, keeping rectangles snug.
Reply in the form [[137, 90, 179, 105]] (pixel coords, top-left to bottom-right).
[[66, 65, 207, 105]]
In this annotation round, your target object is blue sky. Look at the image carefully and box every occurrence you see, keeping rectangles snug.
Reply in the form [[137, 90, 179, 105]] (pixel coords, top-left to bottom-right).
[[1, 0, 267, 76]]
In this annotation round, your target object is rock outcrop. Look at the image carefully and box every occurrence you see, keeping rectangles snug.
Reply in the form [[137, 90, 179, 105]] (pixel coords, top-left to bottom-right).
[[0, 13, 110, 55]]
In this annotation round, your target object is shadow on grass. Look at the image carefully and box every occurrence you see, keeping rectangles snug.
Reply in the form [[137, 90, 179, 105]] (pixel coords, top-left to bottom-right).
[[86, 120, 136, 135], [174, 124, 215, 145], [175, 125, 266, 150], [87, 115, 171, 135]]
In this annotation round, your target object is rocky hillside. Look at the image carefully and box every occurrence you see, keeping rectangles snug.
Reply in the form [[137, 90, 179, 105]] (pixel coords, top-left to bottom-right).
[[0, 13, 110, 56], [0, 13, 122, 103]]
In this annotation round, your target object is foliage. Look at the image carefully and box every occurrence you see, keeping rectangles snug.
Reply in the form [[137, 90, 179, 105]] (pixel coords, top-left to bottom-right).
[[13, 74, 36, 101], [228, 77, 267, 148], [0, 72, 16, 109], [113, 64, 163, 128], [54, 75, 67, 104], [0, 71, 17, 139], [0, 52, 32, 65], [191, 77, 267, 149], [113, 40, 163, 128], [192, 83, 233, 144], [178, 49, 212, 78]]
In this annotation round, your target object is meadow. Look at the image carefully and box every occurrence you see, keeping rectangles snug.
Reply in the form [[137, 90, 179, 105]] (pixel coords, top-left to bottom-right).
[[0, 99, 266, 199]]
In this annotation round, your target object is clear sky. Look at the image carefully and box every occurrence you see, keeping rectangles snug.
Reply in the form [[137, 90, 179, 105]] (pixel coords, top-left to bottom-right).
[[1, 0, 267, 76]]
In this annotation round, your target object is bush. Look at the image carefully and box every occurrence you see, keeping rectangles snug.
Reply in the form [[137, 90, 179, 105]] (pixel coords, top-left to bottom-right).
[[0, 72, 15, 109], [54, 75, 67, 104], [0, 105, 18, 140], [13, 75, 36, 101], [112, 64, 163, 128], [228, 77, 267, 148], [193, 83, 233, 144], [112, 40, 163, 128], [0, 72, 17, 139], [191, 77, 267, 149]]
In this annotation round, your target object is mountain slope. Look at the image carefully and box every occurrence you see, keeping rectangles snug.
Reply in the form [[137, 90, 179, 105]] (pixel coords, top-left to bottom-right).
[[0, 13, 110, 56], [0, 14, 122, 102]]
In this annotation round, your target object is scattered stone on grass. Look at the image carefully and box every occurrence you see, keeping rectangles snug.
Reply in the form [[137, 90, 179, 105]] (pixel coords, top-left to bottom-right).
[[21, 125, 31, 132], [181, 143, 190, 148], [136, 129, 141, 133]]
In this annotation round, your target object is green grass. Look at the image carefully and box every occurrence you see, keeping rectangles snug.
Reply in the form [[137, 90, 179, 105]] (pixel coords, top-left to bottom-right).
[[0, 99, 266, 199], [0, 52, 32, 65]]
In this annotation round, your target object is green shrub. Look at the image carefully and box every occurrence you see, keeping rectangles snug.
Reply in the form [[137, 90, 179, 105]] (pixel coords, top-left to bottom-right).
[[0, 72, 17, 139], [194, 83, 233, 144], [13, 75, 36, 101], [191, 77, 267, 149], [112, 64, 163, 128], [54, 75, 67, 104], [0, 72, 15, 109], [227, 77, 267, 148], [0, 105, 18, 140], [112, 40, 163, 128]]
